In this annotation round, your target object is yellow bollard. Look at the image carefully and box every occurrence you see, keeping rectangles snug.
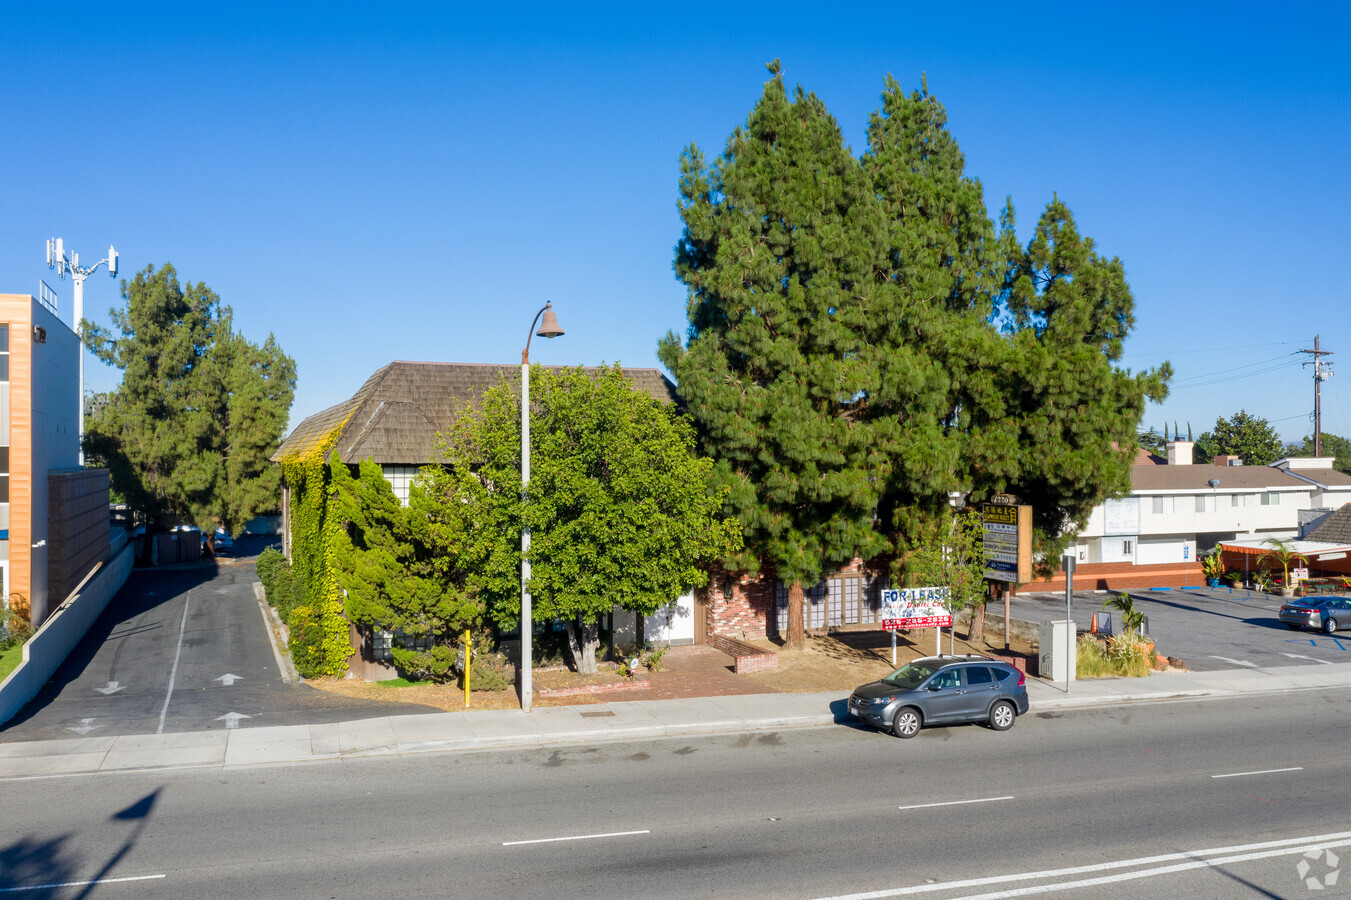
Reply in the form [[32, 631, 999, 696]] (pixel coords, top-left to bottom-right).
[[463, 629, 471, 707]]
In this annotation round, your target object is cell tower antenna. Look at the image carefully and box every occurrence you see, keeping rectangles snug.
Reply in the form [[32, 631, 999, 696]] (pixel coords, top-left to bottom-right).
[[45, 237, 119, 466]]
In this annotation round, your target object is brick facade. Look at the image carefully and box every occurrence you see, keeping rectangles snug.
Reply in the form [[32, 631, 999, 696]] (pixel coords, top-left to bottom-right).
[[705, 557, 888, 640]]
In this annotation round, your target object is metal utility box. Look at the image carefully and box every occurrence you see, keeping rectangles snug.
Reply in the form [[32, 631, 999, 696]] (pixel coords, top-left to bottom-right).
[[1038, 619, 1076, 683]]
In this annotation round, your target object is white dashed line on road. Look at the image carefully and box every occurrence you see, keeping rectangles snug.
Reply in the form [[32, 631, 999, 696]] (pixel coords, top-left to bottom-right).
[[1211, 766, 1303, 779], [503, 829, 650, 846], [898, 796, 1014, 811]]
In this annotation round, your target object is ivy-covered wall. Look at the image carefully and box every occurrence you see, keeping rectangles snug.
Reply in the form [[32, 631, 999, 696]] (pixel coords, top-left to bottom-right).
[[276, 421, 353, 678]]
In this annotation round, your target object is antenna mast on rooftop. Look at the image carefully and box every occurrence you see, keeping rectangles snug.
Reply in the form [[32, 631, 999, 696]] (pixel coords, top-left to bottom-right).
[[1299, 335, 1334, 457]]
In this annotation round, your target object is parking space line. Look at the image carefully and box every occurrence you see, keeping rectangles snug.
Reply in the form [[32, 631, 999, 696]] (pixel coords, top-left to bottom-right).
[[1211, 766, 1303, 779], [898, 796, 1013, 811], [156, 590, 192, 735]]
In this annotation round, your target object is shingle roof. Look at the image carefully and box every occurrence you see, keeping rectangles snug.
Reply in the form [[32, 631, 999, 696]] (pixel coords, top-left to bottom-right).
[[273, 361, 679, 466], [1130, 463, 1313, 492], [1307, 503, 1351, 543]]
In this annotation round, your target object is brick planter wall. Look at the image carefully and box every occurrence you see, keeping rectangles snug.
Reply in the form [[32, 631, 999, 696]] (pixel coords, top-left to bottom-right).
[[708, 634, 778, 674]]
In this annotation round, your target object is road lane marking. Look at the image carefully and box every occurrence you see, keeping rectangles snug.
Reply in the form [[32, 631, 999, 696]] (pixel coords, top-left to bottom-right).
[[1211, 766, 1303, 779], [898, 796, 1013, 811], [156, 590, 192, 734], [1282, 651, 1335, 663], [216, 712, 251, 729], [94, 681, 125, 694], [813, 830, 1351, 899], [503, 829, 650, 846], [0, 874, 166, 893], [215, 673, 243, 685]]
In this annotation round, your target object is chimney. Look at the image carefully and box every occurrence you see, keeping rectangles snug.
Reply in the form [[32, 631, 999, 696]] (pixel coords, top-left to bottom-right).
[[1165, 440, 1193, 466], [1213, 455, 1244, 467]]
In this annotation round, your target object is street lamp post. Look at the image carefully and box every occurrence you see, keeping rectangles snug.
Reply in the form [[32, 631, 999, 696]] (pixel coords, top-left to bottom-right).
[[519, 302, 564, 714]]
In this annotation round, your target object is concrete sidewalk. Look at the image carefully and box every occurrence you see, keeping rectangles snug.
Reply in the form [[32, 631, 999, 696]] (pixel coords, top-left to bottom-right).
[[1, 662, 1348, 779]]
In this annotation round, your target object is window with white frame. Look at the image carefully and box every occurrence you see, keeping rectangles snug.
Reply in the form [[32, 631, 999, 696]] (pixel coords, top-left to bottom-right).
[[1151, 496, 1173, 515], [1232, 494, 1241, 508], [382, 466, 419, 506], [1260, 492, 1280, 506], [1195, 495, 1207, 513]]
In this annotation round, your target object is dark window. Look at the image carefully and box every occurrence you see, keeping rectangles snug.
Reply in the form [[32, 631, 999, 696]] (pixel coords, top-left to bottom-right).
[[930, 670, 962, 690], [965, 666, 994, 685], [0, 475, 10, 503], [0, 446, 9, 474], [991, 667, 1013, 682]]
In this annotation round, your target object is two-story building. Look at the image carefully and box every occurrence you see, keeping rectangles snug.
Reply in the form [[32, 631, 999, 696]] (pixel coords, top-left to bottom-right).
[[1036, 441, 1351, 591]]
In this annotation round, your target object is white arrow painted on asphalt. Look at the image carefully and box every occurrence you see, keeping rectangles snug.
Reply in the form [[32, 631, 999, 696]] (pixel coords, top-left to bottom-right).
[[215, 673, 243, 686], [1282, 653, 1335, 665], [66, 718, 101, 735], [216, 712, 251, 729], [94, 681, 125, 694], [1209, 656, 1259, 668]]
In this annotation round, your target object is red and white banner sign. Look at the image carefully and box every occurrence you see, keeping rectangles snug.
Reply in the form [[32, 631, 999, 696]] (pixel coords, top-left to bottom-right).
[[880, 587, 952, 630]]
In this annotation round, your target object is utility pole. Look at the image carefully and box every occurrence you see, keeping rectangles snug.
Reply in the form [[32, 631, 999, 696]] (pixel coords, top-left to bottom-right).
[[1299, 336, 1334, 457], [46, 238, 118, 465]]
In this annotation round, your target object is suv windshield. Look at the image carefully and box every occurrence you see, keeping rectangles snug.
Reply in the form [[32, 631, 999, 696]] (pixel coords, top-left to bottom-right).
[[882, 661, 941, 690]]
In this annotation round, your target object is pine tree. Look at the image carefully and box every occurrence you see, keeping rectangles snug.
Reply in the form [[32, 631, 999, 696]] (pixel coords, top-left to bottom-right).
[[659, 63, 890, 648], [861, 74, 1004, 573], [84, 264, 295, 535], [986, 199, 1171, 560]]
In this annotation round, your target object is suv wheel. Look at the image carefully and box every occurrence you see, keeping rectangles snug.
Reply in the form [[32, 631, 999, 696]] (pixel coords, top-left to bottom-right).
[[892, 707, 921, 739], [988, 700, 1016, 732]]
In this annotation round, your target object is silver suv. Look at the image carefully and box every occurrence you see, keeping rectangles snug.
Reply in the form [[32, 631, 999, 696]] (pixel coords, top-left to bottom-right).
[[848, 655, 1030, 738]]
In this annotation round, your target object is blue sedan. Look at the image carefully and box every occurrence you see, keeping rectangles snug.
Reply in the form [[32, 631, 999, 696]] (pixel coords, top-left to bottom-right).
[[1278, 596, 1351, 634]]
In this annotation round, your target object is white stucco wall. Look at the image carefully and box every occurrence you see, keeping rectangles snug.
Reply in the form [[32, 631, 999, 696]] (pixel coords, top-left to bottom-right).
[[644, 590, 695, 646]]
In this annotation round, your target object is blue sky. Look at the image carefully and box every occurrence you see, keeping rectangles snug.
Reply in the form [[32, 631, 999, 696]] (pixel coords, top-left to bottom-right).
[[2, 2, 1347, 446]]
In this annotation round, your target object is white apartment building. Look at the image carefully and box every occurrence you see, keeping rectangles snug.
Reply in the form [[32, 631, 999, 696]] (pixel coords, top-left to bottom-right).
[[1064, 441, 1351, 572]]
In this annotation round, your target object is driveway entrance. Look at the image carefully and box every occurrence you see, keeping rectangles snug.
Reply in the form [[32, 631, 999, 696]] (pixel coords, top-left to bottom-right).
[[0, 539, 438, 741]]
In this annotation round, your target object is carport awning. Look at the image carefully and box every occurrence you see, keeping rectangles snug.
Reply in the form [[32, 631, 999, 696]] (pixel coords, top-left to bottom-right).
[[1218, 539, 1351, 562]]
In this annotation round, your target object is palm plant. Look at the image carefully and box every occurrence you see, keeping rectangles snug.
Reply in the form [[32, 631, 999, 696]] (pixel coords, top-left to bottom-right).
[[1102, 592, 1145, 637], [1259, 537, 1307, 594]]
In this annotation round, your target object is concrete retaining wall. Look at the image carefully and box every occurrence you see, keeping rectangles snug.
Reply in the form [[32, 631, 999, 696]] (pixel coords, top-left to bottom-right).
[[952, 609, 1042, 646], [0, 543, 134, 726]]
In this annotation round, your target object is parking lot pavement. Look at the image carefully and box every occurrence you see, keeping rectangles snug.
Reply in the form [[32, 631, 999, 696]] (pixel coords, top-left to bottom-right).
[[1012, 587, 1351, 672], [0, 558, 439, 742]]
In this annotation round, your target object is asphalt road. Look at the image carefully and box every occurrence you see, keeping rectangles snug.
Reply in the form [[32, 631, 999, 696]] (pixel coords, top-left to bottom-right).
[[0, 547, 438, 741], [2, 689, 1348, 899], [1012, 586, 1351, 671]]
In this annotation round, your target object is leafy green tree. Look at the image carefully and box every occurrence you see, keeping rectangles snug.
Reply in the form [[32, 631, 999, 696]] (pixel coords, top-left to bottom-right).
[[1195, 410, 1283, 467], [83, 264, 295, 536], [439, 365, 740, 674], [330, 457, 485, 680], [1286, 432, 1351, 474], [659, 62, 893, 649]]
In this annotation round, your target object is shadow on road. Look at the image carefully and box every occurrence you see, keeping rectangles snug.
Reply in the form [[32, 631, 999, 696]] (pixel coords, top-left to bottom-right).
[[0, 788, 162, 898]]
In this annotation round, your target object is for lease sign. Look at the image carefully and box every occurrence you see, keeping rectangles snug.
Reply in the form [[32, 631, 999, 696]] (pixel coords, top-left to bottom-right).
[[880, 587, 952, 630]]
